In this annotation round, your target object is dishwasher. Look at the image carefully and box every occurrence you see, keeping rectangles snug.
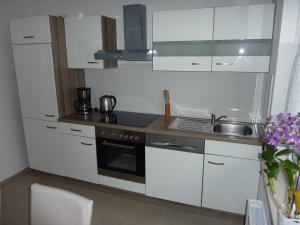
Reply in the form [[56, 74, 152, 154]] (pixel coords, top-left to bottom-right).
[[145, 133, 205, 206]]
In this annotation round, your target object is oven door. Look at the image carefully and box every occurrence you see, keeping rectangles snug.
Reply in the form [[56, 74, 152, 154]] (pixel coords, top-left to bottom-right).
[[96, 138, 145, 183]]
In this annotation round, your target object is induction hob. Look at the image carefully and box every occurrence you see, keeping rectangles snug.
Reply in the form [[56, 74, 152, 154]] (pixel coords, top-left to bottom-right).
[[98, 111, 158, 127], [97, 111, 158, 128]]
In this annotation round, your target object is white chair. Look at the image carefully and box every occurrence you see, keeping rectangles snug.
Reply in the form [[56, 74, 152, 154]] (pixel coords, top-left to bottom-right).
[[31, 183, 94, 225]]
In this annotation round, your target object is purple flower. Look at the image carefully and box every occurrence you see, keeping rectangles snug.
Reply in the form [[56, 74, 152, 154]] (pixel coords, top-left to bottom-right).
[[264, 113, 300, 150]]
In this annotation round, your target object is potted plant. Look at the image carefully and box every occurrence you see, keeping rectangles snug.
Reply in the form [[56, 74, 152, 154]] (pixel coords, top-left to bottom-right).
[[262, 113, 300, 223]]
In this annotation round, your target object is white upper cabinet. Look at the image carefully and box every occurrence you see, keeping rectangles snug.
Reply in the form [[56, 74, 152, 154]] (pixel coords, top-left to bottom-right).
[[13, 44, 59, 121], [10, 16, 52, 44], [212, 3, 275, 72], [153, 8, 213, 71], [214, 4, 275, 40], [65, 16, 104, 69], [212, 56, 271, 72], [153, 8, 214, 41]]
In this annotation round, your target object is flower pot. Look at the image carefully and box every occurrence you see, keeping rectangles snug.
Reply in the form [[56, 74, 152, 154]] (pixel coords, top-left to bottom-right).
[[278, 210, 300, 225]]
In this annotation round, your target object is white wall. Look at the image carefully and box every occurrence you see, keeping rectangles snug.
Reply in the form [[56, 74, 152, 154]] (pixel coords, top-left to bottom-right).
[[28, 0, 272, 122], [270, 0, 300, 114], [0, 0, 32, 182]]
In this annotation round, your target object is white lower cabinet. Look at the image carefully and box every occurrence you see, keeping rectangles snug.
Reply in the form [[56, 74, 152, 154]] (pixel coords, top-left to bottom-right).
[[60, 134, 98, 184], [23, 118, 64, 176], [202, 154, 260, 214], [146, 147, 203, 206]]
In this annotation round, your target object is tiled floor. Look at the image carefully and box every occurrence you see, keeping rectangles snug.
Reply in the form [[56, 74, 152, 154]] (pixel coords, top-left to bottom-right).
[[1, 170, 244, 225]]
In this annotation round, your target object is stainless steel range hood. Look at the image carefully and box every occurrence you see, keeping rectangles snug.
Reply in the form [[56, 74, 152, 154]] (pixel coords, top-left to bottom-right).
[[95, 4, 152, 61]]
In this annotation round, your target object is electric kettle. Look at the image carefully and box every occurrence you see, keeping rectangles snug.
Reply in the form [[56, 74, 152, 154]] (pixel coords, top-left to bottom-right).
[[99, 95, 117, 113]]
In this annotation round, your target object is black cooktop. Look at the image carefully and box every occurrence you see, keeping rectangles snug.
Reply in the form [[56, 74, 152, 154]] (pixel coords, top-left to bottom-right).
[[97, 111, 159, 128]]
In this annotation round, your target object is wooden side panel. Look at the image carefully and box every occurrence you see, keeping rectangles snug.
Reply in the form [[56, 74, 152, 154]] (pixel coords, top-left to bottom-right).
[[101, 16, 118, 68], [49, 16, 85, 118]]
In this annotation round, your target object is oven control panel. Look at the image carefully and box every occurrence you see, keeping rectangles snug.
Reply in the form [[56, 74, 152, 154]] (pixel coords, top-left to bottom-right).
[[96, 127, 145, 144]]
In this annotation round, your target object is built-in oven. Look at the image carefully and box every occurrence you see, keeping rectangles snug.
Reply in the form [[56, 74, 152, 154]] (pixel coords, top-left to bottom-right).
[[96, 127, 145, 183]]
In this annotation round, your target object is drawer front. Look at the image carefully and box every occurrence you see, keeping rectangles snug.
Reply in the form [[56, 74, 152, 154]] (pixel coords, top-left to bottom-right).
[[205, 140, 261, 160], [10, 16, 51, 44], [60, 122, 95, 138], [153, 56, 211, 71], [212, 56, 270, 72]]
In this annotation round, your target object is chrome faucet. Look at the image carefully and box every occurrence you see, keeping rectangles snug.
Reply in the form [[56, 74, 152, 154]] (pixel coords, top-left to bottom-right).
[[211, 113, 227, 125]]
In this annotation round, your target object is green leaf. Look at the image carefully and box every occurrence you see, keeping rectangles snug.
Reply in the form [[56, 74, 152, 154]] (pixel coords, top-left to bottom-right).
[[262, 148, 276, 163], [269, 163, 279, 179], [287, 170, 295, 187], [275, 149, 294, 157], [280, 160, 299, 170], [297, 157, 300, 168]]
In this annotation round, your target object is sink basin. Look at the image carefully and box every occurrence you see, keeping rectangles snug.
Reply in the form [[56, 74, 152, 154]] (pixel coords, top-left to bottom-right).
[[212, 123, 254, 137], [168, 117, 260, 138]]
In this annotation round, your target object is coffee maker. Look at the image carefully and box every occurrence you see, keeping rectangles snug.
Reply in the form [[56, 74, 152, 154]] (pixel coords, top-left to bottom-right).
[[74, 87, 92, 115]]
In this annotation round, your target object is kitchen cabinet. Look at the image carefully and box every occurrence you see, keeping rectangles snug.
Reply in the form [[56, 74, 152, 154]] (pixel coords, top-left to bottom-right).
[[212, 3, 275, 72], [145, 146, 203, 206], [13, 44, 59, 121], [11, 16, 85, 174], [65, 16, 117, 69], [60, 124, 98, 184], [153, 9, 214, 42], [23, 118, 64, 176], [152, 8, 213, 71], [214, 4, 275, 40], [153, 56, 211, 72], [153, 4, 275, 72], [11, 16, 85, 120], [202, 140, 261, 214], [10, 16, 51, 44]]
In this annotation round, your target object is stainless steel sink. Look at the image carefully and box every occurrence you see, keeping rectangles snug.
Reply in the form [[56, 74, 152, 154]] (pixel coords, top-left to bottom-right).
[[168, 117, 260, 138], [212, 123, 254, 136]]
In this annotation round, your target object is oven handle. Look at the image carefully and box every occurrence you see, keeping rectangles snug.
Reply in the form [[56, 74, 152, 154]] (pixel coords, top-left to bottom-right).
[[102, 140, 135, 150]]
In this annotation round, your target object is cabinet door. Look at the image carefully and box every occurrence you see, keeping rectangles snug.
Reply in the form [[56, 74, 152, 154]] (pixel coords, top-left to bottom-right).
[[23, 118, 64, 176], [202, 154, 260, 214], [61, 134, 98, 184], [212, 56, 270, 72], [10, 16, 51, 44], [153, 56, 212, 71], [13, 44, 58, 121], [65, 16, 103, 69], [146, 147, 203, 206], [153, 8, 214, 41], [214, 4, 275, 40]]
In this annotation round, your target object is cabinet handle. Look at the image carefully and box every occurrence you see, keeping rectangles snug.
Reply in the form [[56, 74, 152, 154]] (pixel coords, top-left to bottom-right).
[[24, 35, 35, 39], [88, 61, 99, 64], [45, 114, 55, 118], [191, 62, 206, 66], [208, 161, 225, 166], [216, 62, 234, 66], [46, 126, 56, 129], [70, 128, 82, 132], [81, 142, 93, 146]]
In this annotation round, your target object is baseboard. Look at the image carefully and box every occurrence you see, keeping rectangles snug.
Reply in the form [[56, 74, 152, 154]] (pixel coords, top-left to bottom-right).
[[0, 167, 30, 187]]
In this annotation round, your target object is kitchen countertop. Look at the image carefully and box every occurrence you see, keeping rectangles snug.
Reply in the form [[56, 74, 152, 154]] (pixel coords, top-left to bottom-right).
[[59, 112, 263, 146]]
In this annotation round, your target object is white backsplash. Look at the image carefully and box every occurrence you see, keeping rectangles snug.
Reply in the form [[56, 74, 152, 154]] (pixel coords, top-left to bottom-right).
[[86, 63, 267, 122]]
